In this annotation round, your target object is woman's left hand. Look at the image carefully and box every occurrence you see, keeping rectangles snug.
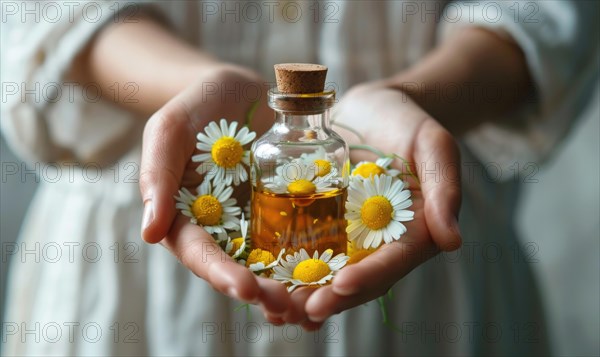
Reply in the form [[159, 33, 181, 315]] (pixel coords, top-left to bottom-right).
[[277, 81, 463, 329]]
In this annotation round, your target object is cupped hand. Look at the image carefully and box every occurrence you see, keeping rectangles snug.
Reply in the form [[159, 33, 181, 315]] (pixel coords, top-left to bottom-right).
[[139, 65, 291, 316], [281, 81, 463, 327]]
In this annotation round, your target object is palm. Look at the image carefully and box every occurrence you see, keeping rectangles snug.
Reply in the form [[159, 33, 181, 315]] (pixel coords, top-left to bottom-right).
[[140, 67, 289, 308], [282, 83, 462, 326], [333, 84, 434, 248]]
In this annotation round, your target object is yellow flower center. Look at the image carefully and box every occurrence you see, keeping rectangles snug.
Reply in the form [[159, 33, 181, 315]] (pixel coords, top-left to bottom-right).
[[352, 162, 386, 178], [191, 195, 223, 226], [246, 249, 275, 267], [348, 249, 373, 265], [229, 237, 245, 255], [211, 137, 244, 168], [360, 196, 393, 230], [347, 241, 356, 256], [314, 159, 332, 177], [292, 259, 331, 283], [287, 179, 316, 195]]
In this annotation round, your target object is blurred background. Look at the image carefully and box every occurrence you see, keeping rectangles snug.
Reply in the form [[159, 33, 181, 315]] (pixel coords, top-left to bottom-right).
[[2, 81, 598, 355], [1, 0, 599, 352]]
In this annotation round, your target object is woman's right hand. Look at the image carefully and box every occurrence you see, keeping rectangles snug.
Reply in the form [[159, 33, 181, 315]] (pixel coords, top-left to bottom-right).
[[138, 64, 292, 318]]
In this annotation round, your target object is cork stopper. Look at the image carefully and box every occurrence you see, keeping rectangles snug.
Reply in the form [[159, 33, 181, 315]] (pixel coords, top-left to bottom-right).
[[274, 63, 327, 94]]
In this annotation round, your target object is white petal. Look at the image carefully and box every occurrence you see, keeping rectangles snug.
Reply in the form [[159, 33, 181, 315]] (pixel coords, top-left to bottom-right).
[[363, 229, 377, 249], [228, 120, 239, 137], [328, 254, 349, 270], [222, 220, 239, 230], [206, 121, 222, 138], [196, 132, 215, 145], [346, 220, 363, 233], [390, 189, 411, 206], [194, 152, 213, 162], [364, 180, 378, 197], [238, 164, 248, 181], [217, 185, 233, 201], [223, 172, 233, 186], [204, 226, 215, 234], [219, 119, 230, 137], [320, 249, 333, 262], [389, 180, 406, 195], [386, 169, 401, 177], [376, 157, 393, 168], [181, 187, 196, 199], [299, 249, 310, 261], [234, 126, 249, 142], [387, 220, 407, 239], [345, 201, 362, 212], [345, 212, 361, 221], [352, 225, 369, 247], [223, 206, 240, 213], [382, 175, 392, 195], [372, 230, 385, 247], [175, 203, 190, 210], [222, 198, 237, 207], [394, 208, 415, 221]]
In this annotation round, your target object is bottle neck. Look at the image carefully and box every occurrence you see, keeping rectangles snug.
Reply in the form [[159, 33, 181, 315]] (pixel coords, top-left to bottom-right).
[[274, 109, 331, 131]]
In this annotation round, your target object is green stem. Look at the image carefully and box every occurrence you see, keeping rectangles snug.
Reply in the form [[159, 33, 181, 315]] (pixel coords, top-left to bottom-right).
[[233, 303, 248, 312], [391, 154, 421, 189], [377, 294, 404, 333], [377, 296, 389, 324], [234, 303, 252, 321], [332, 122, 366, 144], [245, 100, 260, 130], [348, 144, 387, 158]]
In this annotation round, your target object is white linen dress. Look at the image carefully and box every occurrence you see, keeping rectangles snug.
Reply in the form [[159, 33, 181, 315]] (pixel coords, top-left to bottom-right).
[[2, 1, 597, 355]]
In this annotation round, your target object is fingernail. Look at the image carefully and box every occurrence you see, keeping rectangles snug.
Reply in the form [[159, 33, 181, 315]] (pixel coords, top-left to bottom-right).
[[264, 313, 284, 326], [228, 286, 240, 300], [141, 199, 154, 233], [308, 314, 326, 323]]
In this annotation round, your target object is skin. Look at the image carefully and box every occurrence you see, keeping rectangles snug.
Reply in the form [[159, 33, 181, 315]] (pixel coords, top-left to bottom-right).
[[71, 12, 532, 329]]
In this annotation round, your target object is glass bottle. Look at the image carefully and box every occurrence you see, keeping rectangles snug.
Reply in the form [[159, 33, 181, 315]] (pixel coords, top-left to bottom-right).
[[250, 64, 349, 257]]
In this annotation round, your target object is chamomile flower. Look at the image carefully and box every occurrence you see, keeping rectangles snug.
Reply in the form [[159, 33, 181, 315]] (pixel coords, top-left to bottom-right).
[[351, 157, 401, 179], [300, 147, 338, 178], [192, 119, 256, 186], [175, 180, 241, 234], [225, 214, 249, 259], [272, 249, 349, 292], [246, 248, 285, 273], [346, 241, 377, 265], [214, 230, 229, 243], [345, 174, 414, 249], [264, 160, 336, 195]]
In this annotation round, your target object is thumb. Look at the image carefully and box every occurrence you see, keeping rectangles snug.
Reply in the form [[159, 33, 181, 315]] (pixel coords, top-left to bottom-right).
[[415, 119, 462, 251], [140, 101, 196, 243]]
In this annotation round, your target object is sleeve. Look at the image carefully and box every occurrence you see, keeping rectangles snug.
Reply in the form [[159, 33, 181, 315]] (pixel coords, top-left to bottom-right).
[[438, 1, 599, 177], [0, 1, 163, 165]]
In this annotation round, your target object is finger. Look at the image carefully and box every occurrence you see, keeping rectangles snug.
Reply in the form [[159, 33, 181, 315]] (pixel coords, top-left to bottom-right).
[[301, 320, 324, 332], [283, 287, 318, 324], [160, 215, 260, 302], [306, 285, 379, 323], [140, 100, 196, 243], [414, 119, 462, 251], [306, 239, 437, 321], [256, 277, 292, 317], [263, 313, 285, 326]]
